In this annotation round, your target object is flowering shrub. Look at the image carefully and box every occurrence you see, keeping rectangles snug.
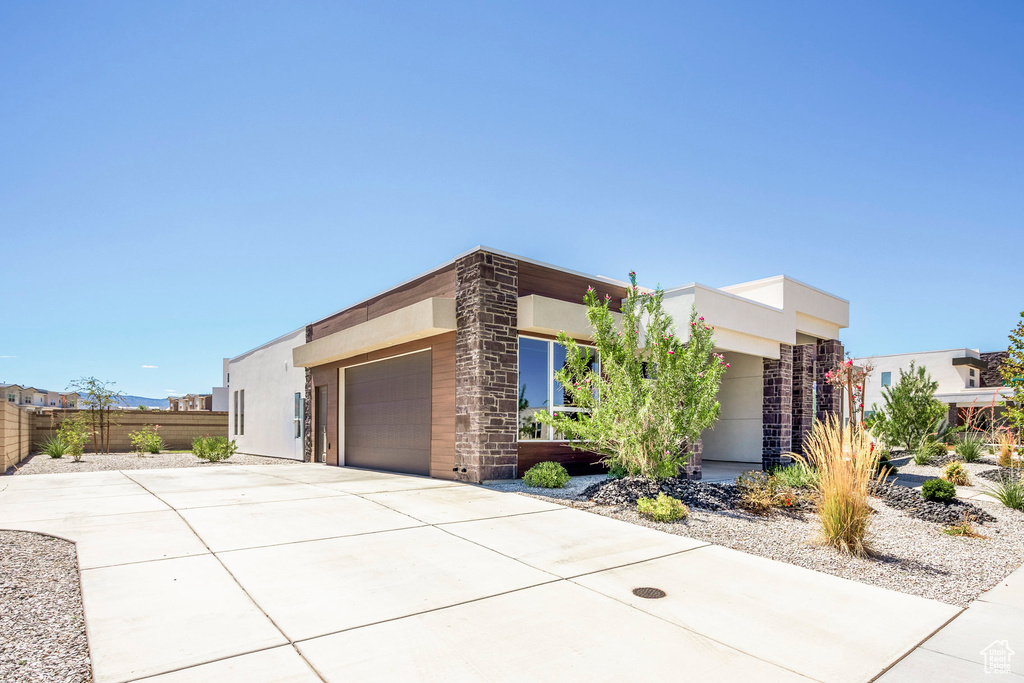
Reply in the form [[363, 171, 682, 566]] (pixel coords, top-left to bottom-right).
[[536, 272, 727, 480], [129, 425, 163, 455]]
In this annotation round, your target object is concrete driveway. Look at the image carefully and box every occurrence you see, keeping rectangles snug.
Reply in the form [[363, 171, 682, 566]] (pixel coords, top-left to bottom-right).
[[0, 464, 959, 682]]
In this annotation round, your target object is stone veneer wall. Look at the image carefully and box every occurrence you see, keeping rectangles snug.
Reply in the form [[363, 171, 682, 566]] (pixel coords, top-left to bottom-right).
[[454, 252, 519, 482], [762, 344, 794, 469], [303, 325, 314, 462], [980, 351, 1008, 388], [791, 344, 816, 455], [815, 339, 845, 423]]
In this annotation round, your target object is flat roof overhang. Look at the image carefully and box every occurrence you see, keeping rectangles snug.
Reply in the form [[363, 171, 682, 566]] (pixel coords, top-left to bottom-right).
[[293, 297, 456, 368], [952, 357, 988, 371]]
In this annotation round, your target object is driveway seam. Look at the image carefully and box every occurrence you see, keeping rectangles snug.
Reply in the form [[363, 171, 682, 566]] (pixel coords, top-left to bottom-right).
[[121, 471, 331, 683], [867, 607, 966, 681]]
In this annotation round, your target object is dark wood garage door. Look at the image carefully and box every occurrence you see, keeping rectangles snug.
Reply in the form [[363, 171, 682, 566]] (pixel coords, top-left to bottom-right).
[[344, 350, 432, 476]]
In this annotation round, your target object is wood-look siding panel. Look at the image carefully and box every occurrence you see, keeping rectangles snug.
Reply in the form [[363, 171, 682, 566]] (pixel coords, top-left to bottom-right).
[[517, 441, 607, 476], [310, 265, 456, 341], [517, 261, 628, 313]]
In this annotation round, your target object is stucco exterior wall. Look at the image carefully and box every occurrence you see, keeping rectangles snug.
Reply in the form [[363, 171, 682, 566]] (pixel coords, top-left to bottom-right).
[[228, 329, 306, 460], [701, 351, 763, 463], [859, 349, 978, 412]]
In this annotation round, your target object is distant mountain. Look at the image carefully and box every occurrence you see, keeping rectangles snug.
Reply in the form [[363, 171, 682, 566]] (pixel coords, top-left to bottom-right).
[[120, 395, 168, 409]]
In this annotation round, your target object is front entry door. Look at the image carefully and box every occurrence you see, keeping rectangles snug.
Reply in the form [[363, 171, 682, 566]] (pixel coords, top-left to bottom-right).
[[315, 385, 328, 463]]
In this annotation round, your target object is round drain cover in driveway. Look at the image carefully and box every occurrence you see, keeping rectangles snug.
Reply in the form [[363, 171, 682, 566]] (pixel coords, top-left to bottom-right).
[[632, 587, 667, 599]]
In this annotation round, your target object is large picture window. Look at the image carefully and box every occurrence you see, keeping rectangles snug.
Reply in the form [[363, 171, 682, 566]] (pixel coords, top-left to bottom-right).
[[518, 336, 598, 441]]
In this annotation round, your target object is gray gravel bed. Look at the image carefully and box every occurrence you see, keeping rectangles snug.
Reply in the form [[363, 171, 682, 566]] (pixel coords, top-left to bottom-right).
[[4, 452, 295, 476], [485, 474, 608, 500], [0, 531, 91, 682], [871, 480, 997, 525], [513, 484, 1024, 607]]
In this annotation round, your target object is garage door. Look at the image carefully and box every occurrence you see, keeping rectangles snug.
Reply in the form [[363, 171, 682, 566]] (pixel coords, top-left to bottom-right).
[[344, 350, 431, 476]]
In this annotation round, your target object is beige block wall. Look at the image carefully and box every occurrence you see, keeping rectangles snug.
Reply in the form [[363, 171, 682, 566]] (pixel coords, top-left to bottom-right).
[[31, 410, 229, 453], [1, 402, 33, 471]]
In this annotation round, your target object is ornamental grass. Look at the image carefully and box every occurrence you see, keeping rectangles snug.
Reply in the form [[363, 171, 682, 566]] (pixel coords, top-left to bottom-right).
[[793, 417, 882, 557]]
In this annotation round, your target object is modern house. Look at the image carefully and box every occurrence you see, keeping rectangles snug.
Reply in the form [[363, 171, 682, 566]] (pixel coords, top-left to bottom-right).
[[167, 394, 214, 412], [2, 384, 80, 409], [228, 247, 850, 482], [853, 348, 1012, 429]]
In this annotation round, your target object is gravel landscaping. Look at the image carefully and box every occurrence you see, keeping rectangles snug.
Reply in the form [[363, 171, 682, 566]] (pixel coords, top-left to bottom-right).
[[499, 470, 1024, 607], [4, 451, 294, 477], [0, 531, 91, 683]]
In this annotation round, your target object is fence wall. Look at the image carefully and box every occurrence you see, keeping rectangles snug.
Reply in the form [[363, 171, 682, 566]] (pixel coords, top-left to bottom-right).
[[1, 402, 33, 471], [31, 410, 229, 453]]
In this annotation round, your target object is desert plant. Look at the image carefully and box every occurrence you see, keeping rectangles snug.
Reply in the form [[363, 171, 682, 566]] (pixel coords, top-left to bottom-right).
[[41, 436, 68, 458], [921, 478, 957, 503], [522, 461, 570, 488], [68, 377, 126, 454], [984, 476, 1024, 511], [942, 513, 985, 538], [869, 362, 946, 451], [535, 271, 728, 480], [192, 436, 237, 463], [997, 429, 1017, 468], [637, 492, 688, 522], [56, 412, 90, 462], [770, 462, 819, 489], [129, 425, 163, 455], [942, 461, 971, 486], [913, 437, 945, 465], [954, 434, 984, 463], [791, 417, 881, 557]]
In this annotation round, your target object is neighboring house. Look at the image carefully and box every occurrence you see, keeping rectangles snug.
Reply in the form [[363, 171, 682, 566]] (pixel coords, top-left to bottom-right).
[[230, 247, 850, 481], [1, 384, 79, 408], [853, 348, 1012, 429], [211, 358, 230, 412], [167, 394, 214, 411], [228, 329, 307, 461]]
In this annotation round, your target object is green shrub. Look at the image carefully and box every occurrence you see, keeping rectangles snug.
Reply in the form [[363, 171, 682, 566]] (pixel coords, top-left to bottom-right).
[[922, 478, 957, 503], [56, 413, 90, 462], [523, 461, 570, 488], [637, 493, 688, 522], [736, 471, 807, 514], [41, 436, 68, 459], [913, 439, 945, 465], [942, 461, 971, 486], [984, 476, 1024, 511], [129, 425, 164, 456], [770, 462, 818, 489], [192, 436, 238, 463], [954, 435, 984, 463]]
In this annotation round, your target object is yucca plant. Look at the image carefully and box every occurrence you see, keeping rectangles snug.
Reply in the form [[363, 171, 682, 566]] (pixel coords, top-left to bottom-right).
[[954, 434, 984, 463], [985, 476, 1024, 511], [41, 436, 68, 459], [942, 460, 971, 486], [792, 417, 882, 557]]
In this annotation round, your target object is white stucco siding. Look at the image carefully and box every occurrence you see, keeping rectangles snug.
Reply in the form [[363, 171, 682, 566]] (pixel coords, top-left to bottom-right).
[[701, 351, 763, 463], [228, 329, 306, 460], [858, 349, 975, 413]]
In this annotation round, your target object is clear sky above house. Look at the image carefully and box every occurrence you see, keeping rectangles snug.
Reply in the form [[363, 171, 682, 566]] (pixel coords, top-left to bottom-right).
[[2, 1, 1022, 398]]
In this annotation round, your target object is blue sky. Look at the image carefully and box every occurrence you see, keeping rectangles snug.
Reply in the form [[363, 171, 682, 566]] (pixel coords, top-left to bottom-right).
[[2, 1, 1022, 398]]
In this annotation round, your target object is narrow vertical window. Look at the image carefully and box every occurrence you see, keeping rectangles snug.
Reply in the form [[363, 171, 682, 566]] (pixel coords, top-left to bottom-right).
[[233, 390, 239, 435], [239, 390, 245, 436], [294, 392, 303, 438], [880, 372, 891, 387]]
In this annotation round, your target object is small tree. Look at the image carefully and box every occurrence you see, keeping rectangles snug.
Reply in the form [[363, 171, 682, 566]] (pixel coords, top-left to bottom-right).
[[1000, 311, 1024, 437], [869, 362, 946, 451], [823, 356, 874, 446], [68, 377, 126, 453], [536, 271, 728, 480]]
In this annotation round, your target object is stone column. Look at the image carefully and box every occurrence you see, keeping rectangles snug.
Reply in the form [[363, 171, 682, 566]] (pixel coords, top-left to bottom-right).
[[455, 252, 519, 482], [303, 324, 314, 463], [763, 344, 793, 469], [791, 343, 816, 455], [814, 339, 845, 423]]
